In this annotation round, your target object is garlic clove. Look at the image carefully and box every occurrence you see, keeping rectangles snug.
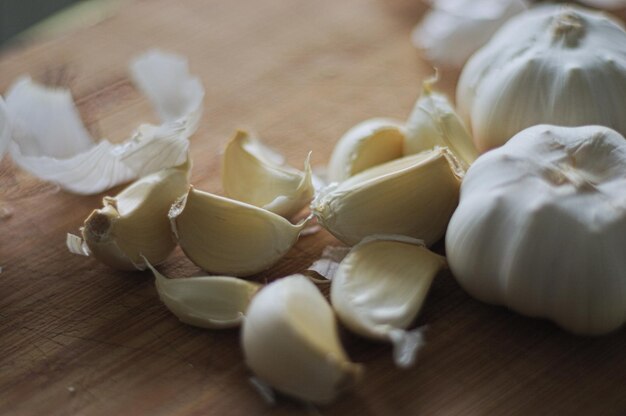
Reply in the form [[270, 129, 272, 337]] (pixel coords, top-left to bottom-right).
[[405, 75, 477, 170], [222, 130, 314, 219], [169, 187, 310, 277], [71, 160, 191, 271], [145, 261, 260, 329], [330, 235, 446, 368], [327, 118, 406, 183], [242, 274, 363, 405], [312, 148, 463, 246]]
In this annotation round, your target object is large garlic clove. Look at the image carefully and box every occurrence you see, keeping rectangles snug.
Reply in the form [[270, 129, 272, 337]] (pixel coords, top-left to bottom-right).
[[242, 274, 362, 405], [169, 187, 309, 277], [222, 130, 314, 219], [145, 261, 260, 329], [331, 235, 446, 368], [327, 118, 406, 183], [312, 148, 463, 246], [70, 161, 190, 270], [405, 76, 477, 170]]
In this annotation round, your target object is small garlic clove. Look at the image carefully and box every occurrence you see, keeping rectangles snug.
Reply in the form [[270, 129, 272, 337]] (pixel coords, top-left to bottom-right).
[[222, 130, 314, 219], [312, 148, 463, 246], [327, 118, 406, 183], [169, 187, 310, 277], [145, 261, 260, 329], [73, 160, 191, 271], [242, 274, 363, 405], [405, 75, 478, 170], [330, 235, 447, 368]]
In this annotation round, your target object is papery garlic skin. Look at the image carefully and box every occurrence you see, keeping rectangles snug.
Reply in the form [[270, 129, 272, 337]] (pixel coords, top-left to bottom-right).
[[312, 148, 462, 246], [242, 275, 362, 404], [457, 4, 626, 153], [446, 125, 626, 335], [169, 187, 309, 277], [327, 118, 405, 183], [222, 130, 314, 218]]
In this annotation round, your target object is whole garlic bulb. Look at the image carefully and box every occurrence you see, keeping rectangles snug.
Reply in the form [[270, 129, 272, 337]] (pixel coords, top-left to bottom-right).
[[457, 4, 626, 153], [446, 125, 626, 335]]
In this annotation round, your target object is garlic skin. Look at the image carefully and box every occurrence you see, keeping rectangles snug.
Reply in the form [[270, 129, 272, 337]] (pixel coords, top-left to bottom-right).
[[457, 4, 626, 153], [327, 118, 406, 183], [146, 261, 260, 329], [446, 125, 626, 335], [169, 187, 309, 277], [76, 161, 190, 271], [242, 275, 362, 404], [312, 148, 462, 246], [222, 130, 314, 219], [405, 76, 477, 170], [331, 235, 446, 368]]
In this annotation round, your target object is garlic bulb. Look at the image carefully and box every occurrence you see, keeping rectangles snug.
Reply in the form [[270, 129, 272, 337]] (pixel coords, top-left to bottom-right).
[[169, 187, 309, 277], [327, 118, 405, 183], [331, 235, 446, 368], [146, 261, 260, 329], [241, 275, 362, 404], [312, 148, 462, 246], [457, 4, 626, 153], [68, 161, 190, 270], [222, 130, 314, 218], [446, 125, 626, 335]]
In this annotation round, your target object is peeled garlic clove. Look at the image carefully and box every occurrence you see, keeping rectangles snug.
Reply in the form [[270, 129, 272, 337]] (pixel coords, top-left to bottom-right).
[[327, 118, 406, 183], [222, 130, 314, 219], [330, 235, 446, 368], [72, 161, 190, 270], [242, 274, 362, 405], [169, 187, 309, 277], [145, 261, 260, 329], [405, 75, 477, 170], [312, 148, 463, 246]]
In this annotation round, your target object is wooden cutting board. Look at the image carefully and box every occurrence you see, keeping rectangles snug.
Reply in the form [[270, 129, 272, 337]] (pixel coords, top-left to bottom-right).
[[0, 0, 624, 414]]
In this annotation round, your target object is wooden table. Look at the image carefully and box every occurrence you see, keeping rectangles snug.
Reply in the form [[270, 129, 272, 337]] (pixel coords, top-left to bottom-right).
[[1, 0, 624, 414]]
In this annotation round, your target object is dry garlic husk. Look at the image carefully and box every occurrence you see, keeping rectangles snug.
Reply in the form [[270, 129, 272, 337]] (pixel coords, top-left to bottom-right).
[[169, 187, 309, 277], [242, 274, 362, 404], [331, 235, 446, 368], [457, 4, 626, 153], [446, 125, 626, 335], [312, 148, 463, 246], [222, 130, 314, 218], [327, 118, 406, 183], [71, 161, 191, 270], [146, 261, 260, 329], [405, 76, 477, 170]]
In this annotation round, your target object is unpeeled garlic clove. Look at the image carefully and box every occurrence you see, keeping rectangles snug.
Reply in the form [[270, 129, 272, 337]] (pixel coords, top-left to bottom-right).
[[327, 118, 406, 183], [222, 130, 314, 219], [242, 274, 363, 405], [330, 235, 447, 368], [312, 148, 463, 246], [145, 261, 260, 329], [69, 160, 191, 270], [169, 187, 310, 277]]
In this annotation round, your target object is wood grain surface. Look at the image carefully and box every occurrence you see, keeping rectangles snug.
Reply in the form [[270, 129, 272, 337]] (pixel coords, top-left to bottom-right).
[[0, 0, 624, 415]]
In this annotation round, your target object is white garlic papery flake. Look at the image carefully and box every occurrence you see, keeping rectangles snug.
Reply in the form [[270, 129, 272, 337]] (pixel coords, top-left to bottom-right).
[[331, 236, 446, 368], [405, 76, 477, 170], [412, 0, 529, 68], [579, 0, 626, 10], [312, 148, 463, 246], [242, 275, 362, 405], [446, 125, 626, 335], [222, 130, 314, 219], [169, 187, 310, 277], [457, 4, 626, 153], [4, 49, 203, 194], [146, 261, 260, 329], [0, 97, 10, 160], [327, 118, 406, 183]]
